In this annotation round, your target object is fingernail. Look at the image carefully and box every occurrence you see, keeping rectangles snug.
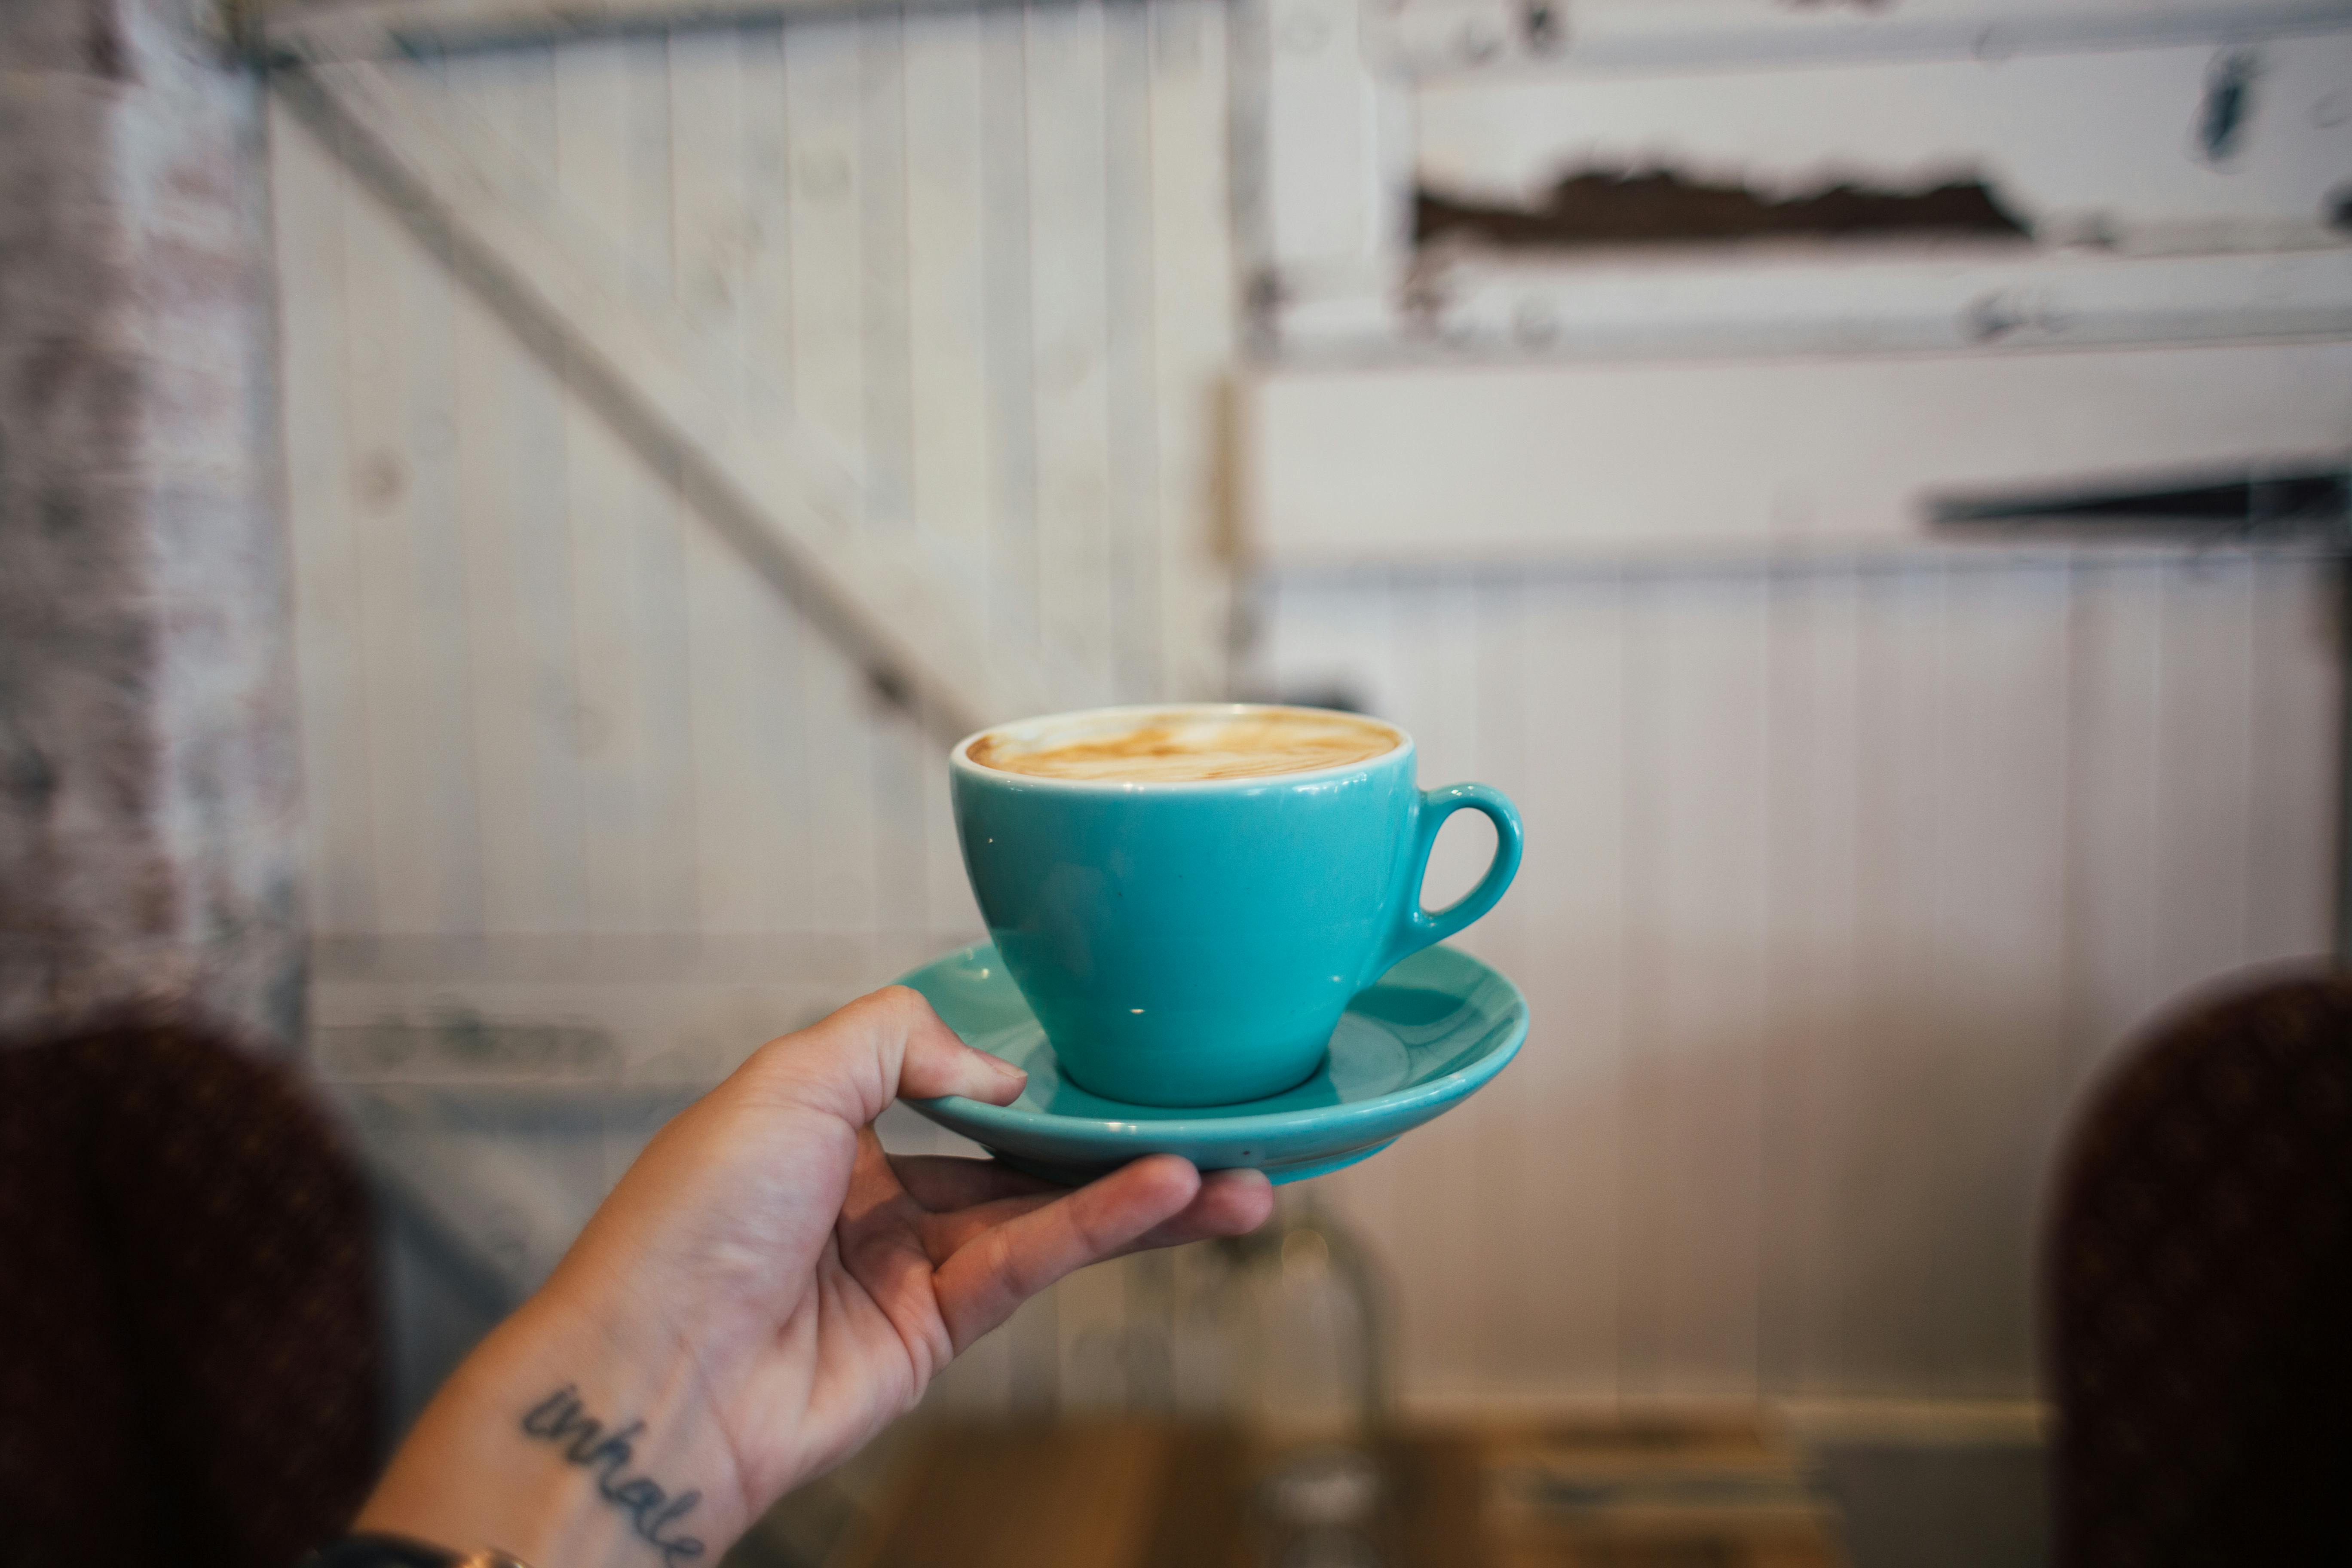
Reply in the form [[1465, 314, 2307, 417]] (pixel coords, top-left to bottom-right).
[[989, 1055, 1027, 1084]]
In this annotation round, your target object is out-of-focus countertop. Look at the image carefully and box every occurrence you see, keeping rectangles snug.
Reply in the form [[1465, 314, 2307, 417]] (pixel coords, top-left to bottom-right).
[[808, 1413, 1844, 1568]]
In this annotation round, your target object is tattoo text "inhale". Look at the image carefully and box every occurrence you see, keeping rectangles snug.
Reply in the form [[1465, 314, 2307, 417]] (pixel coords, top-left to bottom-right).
[[520, 1384, 707, 1565]]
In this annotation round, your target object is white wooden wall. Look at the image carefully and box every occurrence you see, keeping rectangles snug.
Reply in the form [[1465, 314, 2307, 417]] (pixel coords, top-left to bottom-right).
[[269, 0, 2343, 1424], [274, 0, 1235, 993], [1253, 552, 2337, 1406]]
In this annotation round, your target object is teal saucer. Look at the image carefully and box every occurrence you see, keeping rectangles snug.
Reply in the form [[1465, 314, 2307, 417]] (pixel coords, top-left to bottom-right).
[[897, 941, 1528, 1185]]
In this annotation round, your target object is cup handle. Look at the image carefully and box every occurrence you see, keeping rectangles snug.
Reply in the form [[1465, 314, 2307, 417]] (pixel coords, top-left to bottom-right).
[[1369, 782, 1525, 983]]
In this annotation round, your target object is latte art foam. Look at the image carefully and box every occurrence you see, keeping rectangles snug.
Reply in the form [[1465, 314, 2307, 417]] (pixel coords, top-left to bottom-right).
[[968, 709, 1400, 782]]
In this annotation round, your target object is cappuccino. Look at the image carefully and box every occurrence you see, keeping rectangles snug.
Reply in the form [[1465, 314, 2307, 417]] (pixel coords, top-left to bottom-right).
[[968, 707, 1400, 783]]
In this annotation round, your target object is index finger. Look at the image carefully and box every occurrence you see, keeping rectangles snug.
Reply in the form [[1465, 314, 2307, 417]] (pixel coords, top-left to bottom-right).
[[740, 986, 1028, 1127]]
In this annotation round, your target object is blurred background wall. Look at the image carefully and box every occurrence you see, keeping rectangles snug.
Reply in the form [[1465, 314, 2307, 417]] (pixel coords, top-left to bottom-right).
[[251, 0, 2349, 1448], [1, 0, 301, 1052]]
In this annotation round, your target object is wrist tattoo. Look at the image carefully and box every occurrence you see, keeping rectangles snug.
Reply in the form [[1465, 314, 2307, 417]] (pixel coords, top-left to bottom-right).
[[520, 1384, 707, 1565]]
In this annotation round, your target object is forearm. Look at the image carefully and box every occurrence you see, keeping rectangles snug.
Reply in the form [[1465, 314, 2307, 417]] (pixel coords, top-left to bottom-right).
[[355, 1294, 752, 1567]]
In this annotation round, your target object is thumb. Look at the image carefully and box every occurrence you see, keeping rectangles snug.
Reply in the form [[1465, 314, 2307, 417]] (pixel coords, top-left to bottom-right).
[[746, 985, 1026, 1127]]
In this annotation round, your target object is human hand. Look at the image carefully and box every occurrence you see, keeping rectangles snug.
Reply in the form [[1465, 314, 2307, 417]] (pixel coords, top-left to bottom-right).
[[353, 986, 1274, 1565]]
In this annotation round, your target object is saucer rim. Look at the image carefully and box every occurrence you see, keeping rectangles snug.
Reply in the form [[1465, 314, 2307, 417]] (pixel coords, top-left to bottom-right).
[[897, 940, 1528, 1143]]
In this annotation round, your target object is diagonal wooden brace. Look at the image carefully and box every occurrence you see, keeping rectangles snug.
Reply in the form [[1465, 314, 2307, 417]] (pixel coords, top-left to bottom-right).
[[271, 52, 1070, 741]]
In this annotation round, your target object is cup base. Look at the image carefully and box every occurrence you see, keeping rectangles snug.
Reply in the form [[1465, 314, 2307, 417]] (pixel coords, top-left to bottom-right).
[[1051, 1040, 1331, 1109]]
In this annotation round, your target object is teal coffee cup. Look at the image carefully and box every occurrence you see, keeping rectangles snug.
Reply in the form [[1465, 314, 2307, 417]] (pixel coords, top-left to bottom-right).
[[949, 704, 1524, 1107]]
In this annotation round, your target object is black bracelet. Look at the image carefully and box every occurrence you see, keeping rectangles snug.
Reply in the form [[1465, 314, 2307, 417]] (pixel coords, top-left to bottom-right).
[[304, 1533, 536, 1568]]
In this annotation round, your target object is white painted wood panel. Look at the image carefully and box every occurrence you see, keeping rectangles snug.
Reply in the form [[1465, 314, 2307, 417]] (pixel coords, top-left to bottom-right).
[[1921, 567, 2072, 1393], [903, 9, 992, 569], [669, 30, 805, 939], [273, 95, 380, 938], [1027, 0, 1118, 704], [1244, 343, 2352, 564], [2244, 559, 2340, 962], [1620, 576, 1773, 1397], [1416, 31, 2352, 245], [1265, 2, 2352, 354], [444, 48, 597, 937], [282, 2, 1239, 946], [1756, 568, 1865, 1396], [1497, 576, 1629, 1399], [1412, 246, 2352, 361], [1250, 551, 2335, 1406], [1105, 0, 1162, 702], [1381, 577, 1492, 1396], [339, 144, 485, 936], [273, 6, 2335, 1421], [1147, 0, 1239, 700]]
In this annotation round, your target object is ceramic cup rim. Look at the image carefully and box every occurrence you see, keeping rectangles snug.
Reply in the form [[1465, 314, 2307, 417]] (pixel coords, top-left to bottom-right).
[[950, 702, 1412, 793]]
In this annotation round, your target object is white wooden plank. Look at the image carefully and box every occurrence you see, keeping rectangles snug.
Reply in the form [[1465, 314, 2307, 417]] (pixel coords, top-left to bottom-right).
[[1617, 575, 1771, 1397], [1250, 575, 1411, 747], [1756, 567, 1864, 1395], [921, 723, 975, 937], [1256, 0, 1402, 283], [1286, 578, 1409, 1341], [439, 45, 550, 932], [622, 34, 701, 937], [900, 7, 995, 930], [1504, 574, 1629, 1397], [1370, 576, 1488, 1399], [1461, 580, 1533, 1382], [902, 8, 991, 567], [456, 47, 593, 936], [1919, 564, 2071, 1396], [672, 27, 793, 937], [1027, 0, 1118, 702], [450, 258, 571, 935], [856, 12, 932, 937], [786, 16, 881, 932], [1409, 247, 2352, 363], [979, 3, 1041, 659], [1415, 31, 2352, 245], [2150, 560, 2260, 994], [2060, 560, 2168, 1084], [2244, 557, 2338, 964], [1838, 567, 1948, 1390], [337, 113, 482, 936], [667, 32, 747, 360], [1105, 0, 1162, 702], [273, 96, 380, 940], [738, 22, 796, 426], [549, 40, 701, 934], [784, 20, 867, 500], [1244, 344, 2352, 565], [859, 12, 913, 533], [1148, 0, 1239, 700], [732, 22, 825, 934], [552, 41, 655, 935]]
